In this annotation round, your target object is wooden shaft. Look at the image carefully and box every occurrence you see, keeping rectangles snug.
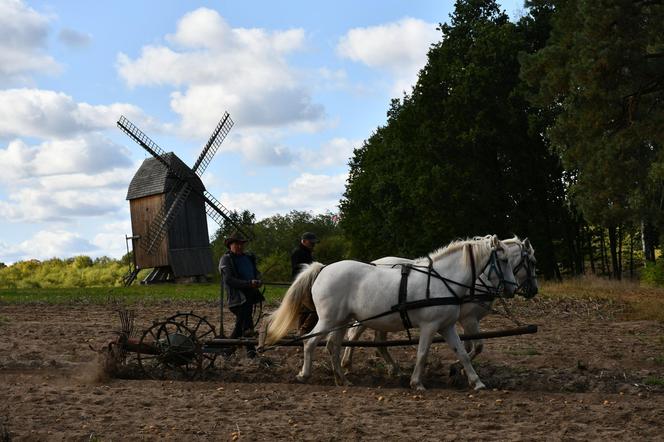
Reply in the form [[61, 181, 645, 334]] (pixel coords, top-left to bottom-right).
[[206, 324, 538, 348]]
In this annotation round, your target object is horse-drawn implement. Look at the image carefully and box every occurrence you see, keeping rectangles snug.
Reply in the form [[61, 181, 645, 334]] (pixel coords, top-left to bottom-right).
[[103, 235, 540, 389], [104, 308, 537, 381]]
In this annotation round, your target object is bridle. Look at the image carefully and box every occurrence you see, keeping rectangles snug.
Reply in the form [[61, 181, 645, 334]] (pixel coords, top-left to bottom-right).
[[471, 246, 516, 298], [511, 244, 537, 298]]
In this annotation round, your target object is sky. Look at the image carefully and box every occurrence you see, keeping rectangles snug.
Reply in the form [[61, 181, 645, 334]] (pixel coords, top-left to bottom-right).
[[0, 0, 525, 263]]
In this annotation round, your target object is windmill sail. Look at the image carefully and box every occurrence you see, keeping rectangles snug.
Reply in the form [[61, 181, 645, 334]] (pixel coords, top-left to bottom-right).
[[192, 112, 234, 176], [203, 191, 254, 240], [117, 116, 170, 167]]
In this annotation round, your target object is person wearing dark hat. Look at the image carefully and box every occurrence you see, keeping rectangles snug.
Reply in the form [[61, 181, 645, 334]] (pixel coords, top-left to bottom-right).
[[219, 231, 264, 358], [291, 232, 319, 279], [290, 232, 320, 335]]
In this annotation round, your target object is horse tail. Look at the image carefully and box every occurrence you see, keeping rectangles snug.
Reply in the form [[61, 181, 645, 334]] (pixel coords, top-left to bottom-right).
[[265, 262, 325, 345]]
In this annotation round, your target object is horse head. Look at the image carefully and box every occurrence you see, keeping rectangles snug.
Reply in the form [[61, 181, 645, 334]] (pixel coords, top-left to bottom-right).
[[475, 235, 517, 297], [514, 238, 538, 298]]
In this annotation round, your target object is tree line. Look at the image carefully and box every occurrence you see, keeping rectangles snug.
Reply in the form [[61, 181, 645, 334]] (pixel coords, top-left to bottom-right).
[[339, 0, 664, 280]]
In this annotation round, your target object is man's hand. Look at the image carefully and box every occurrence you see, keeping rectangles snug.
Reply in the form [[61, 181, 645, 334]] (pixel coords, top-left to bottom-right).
[[251, 279, 263, 288]]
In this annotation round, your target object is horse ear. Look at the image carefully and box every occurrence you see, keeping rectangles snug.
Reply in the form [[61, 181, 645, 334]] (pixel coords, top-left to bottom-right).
[[490, 234, 500, 249], [524, 238, 531, 249]]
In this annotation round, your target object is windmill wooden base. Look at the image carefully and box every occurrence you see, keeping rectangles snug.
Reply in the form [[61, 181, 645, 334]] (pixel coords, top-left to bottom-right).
[[141, 267, 175, 284]]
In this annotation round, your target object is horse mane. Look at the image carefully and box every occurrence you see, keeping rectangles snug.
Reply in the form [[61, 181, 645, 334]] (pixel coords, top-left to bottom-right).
[[502, 235, 535, 255], [501, 235, 522, 246], [424, 236, 495, 268]]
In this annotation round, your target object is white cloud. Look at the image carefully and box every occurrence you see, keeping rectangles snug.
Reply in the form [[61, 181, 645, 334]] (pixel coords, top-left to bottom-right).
[[303, 137, 358, 169], [117, 7, 324, 136], [0, 185, 129, 222], [0, 0, 60, 84], [337, 18, 439, 95], [218, 172, 347, 219], [0, 133, 135, 223], [0, 229, 96, 262], [0, 88, 151, 139], [58, 28, 92, 48], [92, 220, 132, 259], [0, 135, 133, 181], [233, 131, 294, 166]]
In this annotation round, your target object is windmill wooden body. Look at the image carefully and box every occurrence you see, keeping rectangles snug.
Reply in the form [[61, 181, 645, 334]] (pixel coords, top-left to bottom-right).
[[118, 113, 252, 285]]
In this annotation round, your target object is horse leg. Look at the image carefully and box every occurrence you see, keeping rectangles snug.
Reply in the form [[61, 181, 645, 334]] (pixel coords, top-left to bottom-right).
[[410, 324, 437, 391], [296, 322, 327, 383], [327, 329, 350, 386], [459, 316, 483, 360], [341, 325, 365, 370], [374, 331, 400, 376], [442, 326, 485, 390]]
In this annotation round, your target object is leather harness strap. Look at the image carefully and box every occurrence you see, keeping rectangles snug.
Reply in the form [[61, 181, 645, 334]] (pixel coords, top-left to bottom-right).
[[469, 245, 477, 298], [397, 264, 414, 333], [425, 255, 433, 299], [386, 248, 507, 333]]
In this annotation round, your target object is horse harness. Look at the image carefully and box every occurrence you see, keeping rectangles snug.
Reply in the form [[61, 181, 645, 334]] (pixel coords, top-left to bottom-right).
[[260, 250, 511, 351], [391, 248, 506, 336]]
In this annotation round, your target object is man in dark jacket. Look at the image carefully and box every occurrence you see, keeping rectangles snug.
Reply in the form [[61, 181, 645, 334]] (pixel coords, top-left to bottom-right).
[[290, 232, 319, 335], [219, 231, 264, 357], [291, 232, 319, 278]]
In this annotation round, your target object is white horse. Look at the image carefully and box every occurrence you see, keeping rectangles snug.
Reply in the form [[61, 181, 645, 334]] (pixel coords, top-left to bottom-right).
[[341, 237, 538, 375], [265, 235, 517, 390]]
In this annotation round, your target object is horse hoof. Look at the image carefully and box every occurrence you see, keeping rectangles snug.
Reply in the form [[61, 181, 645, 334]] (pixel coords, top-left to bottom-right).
[[295, 374, 308, 383], [410, 382, 426, 391], [473, 381, 486, 391]]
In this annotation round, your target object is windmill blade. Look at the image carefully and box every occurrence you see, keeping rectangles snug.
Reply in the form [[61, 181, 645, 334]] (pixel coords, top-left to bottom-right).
[[203, 190, 254, 240], [142, 182, 193, 254], [192, 112, 234, 176], [117, 116, 170, 166], [117, 116, 192, 182]]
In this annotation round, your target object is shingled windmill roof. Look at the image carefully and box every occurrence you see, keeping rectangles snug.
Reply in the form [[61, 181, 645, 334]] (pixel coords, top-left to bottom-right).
[[126, 152, 205, 200]]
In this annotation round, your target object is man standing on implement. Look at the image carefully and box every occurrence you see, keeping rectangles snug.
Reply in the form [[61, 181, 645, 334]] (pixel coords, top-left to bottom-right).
[[290, 232, 319, 335], [219, 231, 263, 358]]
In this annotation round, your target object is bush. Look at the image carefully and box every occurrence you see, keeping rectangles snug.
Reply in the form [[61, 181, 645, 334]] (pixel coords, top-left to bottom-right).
[[641, 261, 664, 286], [0, 255, 126, 288], [72, 255, 93, 269], [259, 251, 291, 282], [315, 234, 351, 264]]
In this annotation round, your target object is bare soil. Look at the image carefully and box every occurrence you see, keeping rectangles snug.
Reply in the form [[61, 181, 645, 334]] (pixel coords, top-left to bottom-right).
[[0, 297, 662, 441]]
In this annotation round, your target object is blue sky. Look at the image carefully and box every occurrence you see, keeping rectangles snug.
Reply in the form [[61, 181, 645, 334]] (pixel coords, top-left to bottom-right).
[[0, 0, 525, 263]]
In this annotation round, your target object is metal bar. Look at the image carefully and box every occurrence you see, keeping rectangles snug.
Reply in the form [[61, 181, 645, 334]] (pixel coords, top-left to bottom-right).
[[205, 324, 538, 349]]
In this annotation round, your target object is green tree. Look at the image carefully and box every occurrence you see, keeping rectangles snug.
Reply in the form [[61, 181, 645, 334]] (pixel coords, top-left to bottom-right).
[[210, 210, 348, 281], [521, 0, 664, 278], [341, 0, 570, 277]]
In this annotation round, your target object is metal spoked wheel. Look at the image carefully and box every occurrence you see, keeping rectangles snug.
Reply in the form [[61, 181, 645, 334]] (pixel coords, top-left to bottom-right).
[[166, 312, 218, 370], [136, 320, 203, 380]]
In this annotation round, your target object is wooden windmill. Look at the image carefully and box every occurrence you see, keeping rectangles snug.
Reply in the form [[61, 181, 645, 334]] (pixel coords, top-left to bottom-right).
[[118, 113, 252, 285]]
